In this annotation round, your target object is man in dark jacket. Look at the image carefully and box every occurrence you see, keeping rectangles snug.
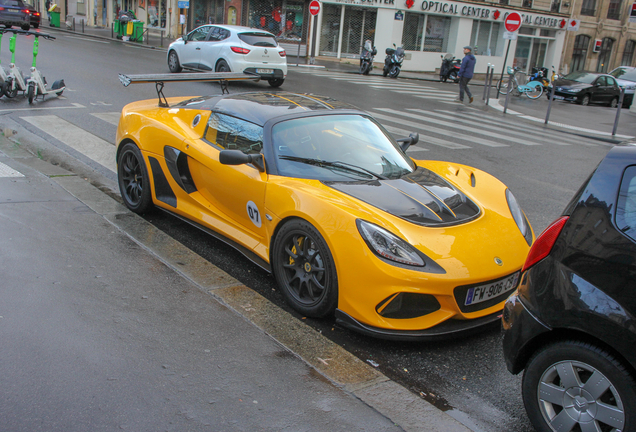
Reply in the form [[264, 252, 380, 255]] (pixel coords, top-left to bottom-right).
[[456, 46, 476, 104]]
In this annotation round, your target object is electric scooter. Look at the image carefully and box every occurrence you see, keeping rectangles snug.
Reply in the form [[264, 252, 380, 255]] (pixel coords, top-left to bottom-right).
[[4, 31, 30, 98], [24, 31, 65, 104]]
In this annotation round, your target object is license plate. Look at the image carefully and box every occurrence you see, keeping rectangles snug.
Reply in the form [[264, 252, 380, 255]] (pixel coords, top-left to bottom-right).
[[8, 8, 19, 11], [257, 69, 274, 74], [464, 272, 519, 306], [552, 95, 565, 100]]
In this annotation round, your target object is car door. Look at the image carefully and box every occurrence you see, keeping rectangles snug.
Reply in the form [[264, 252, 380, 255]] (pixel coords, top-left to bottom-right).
[[593, 76, 609, 104], [178, 26, 212, 70], [198, 27, 230, 71], [186, 112, 269, 252], [606, 76, 621, 102]]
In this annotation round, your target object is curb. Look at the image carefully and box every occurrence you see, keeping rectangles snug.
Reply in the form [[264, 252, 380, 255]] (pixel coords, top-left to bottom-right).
[[0, 133, 475, 432]]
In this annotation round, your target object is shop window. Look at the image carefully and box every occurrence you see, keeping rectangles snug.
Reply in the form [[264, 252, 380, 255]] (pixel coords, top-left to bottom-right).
[[540, 30, 556, 37], [248, 0, 307, 42], [571, 35, 590, 72], [470, 21, 503, 56], [580, 0, 596, 15], [607, 0, 622, 19], [318, 4, 341, 55], [147, 0, 166, 27], [550, 0, 560, 12], [519, 27, 535, 35], [499, 0, 509, 5], [596, 38, 614, 73], [401, 13, 450, 53], [622, 40, 635, 66]]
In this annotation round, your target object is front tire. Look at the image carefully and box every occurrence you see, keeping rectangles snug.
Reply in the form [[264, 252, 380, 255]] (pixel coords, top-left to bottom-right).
[[268, 78, 284, 88], [581, 94, 590, 106], [272, 219, 338, 318], [168, 50, 182, 73], [497, 79, 509, 95], [382, 66, 388, 77], [609, 96, 619, 108], [5, 78, 17, 98], [27, 82, 35, 104], [360, 61, 369, 75], [388, 65, 400, 78], [522, 340, 635, 432], [21, 24, 30, 30], [117, 142, 154, 214]]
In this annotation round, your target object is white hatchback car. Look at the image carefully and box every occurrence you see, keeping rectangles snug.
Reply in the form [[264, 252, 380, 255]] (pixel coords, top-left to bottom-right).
[[167, 24, 287, 87]]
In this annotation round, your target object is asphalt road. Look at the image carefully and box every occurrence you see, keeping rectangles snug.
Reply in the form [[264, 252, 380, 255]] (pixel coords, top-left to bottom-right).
[[0, 31, 615, 431]]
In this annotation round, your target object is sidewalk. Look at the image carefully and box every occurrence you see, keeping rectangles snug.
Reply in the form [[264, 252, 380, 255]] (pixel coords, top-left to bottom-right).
[[0, 135, 474, 431]]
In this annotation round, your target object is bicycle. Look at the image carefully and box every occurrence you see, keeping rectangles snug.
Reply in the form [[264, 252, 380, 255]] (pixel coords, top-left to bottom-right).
[[497, 66, 544, 99]]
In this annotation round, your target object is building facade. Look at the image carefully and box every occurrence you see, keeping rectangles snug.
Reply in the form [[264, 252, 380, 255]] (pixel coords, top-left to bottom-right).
[[561, 0, 636, 74]]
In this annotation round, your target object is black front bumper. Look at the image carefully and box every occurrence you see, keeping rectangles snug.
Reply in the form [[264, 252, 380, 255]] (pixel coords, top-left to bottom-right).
[[335, 309, 503, 342], [501, 292, 551, 374]]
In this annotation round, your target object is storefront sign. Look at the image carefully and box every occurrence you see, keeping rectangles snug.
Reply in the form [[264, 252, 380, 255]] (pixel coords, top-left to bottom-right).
[[177, 0, 189, 8], [566, 18, 580, 30], [503, 30, 517, 40]]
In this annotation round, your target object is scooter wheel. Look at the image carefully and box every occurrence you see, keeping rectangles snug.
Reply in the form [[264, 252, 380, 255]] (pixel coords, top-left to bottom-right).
[[27, 82, 35, 104], [5, 86, 18, 99], [388, 66, 400, 79]]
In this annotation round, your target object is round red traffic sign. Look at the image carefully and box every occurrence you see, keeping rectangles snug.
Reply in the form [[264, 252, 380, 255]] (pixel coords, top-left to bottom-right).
[[309, 0, 320, 15], [504, 12, 522, 32]]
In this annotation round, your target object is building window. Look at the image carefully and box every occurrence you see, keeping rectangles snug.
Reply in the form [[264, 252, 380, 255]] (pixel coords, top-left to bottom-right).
[[597, 38, 614, 72], [551, 0, 560, 12], [580, 0, 596, 15], [470, 21, 504, 56], [522, 0, 533, 7], [401, 13, 451, 53], [622, 40, 635, 66], [500, 0, 509, 5], [571, 35, 590, 72], [607, 0, 622, 19]]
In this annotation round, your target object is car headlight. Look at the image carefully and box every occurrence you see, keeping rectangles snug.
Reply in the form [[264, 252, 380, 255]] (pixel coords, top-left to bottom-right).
[[357, 220, 425, 267], [506, 189, 527, 238]]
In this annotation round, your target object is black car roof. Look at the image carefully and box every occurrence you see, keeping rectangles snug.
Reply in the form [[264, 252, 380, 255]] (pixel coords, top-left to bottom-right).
[[175, 92, 362, 126]]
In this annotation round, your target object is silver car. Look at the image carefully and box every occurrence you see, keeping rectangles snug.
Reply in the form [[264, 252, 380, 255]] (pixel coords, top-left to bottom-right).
[[167, 24, 287, 88], [609, 66, 636, 107]]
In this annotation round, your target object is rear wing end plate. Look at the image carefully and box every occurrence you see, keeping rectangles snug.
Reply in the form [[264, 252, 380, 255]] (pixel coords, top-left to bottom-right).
[[118, 72, 261, 107]]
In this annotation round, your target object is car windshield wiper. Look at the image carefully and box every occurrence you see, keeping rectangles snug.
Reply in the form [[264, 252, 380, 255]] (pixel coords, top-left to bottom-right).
[[278, 156, 388, 180]]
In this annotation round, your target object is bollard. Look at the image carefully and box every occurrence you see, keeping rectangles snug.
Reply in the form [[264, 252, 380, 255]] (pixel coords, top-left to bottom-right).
[[483, 64, 491, 101], [545, 84, 556, 124], [486, 66, 494, 107], [111, 22, 114, 39], [612, 88, 625, 136], [296, 40, 301, 67], [503, 73, 513, 114], [81, 19, 84, 33], [160, 31, 163, 47]]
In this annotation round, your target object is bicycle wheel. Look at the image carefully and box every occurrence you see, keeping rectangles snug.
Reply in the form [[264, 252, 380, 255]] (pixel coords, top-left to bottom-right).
[[524, 83, 543, 99], [497, 79, 509, 95]]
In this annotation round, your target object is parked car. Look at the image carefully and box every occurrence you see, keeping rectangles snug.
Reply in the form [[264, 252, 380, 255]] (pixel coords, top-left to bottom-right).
[[0, 0, 30, 30], [502, 144, 636, 432], [167, 24, 287, 88], [609, 66, 636, 108], [23, 0, 39, 28], [550, 71, 622, 107], [115, 82, 535, 340]]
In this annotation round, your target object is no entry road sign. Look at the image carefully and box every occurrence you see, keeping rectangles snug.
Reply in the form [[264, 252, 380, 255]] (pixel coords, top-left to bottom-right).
[[309, 0, 320, 15], [504, 12, 522, 32]]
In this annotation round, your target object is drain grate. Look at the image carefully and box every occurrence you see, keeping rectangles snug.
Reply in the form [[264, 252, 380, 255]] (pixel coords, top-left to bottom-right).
[[0, 161, 24, 178]]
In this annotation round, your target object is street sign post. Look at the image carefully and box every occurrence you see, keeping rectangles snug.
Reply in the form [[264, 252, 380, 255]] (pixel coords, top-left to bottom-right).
[[497, 13, 522, 98], [309, 1, 320, 65]]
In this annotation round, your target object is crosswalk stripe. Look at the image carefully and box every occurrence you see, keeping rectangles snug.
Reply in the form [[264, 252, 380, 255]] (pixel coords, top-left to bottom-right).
[[450, 110, 598, 147], [0, 161, 24, 178], [376, 108, 537, 146], [370, 111, 507, 148], [392, 89, 456, 96], [383, 123, 469, 149], [22, 115, 116, 172], [408, 109, 565, 146], [91, 112, 121, 126]]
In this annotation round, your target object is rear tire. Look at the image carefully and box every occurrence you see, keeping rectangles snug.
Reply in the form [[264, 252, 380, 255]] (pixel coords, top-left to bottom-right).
[[360, 62, 369, 75], [5, 78, 17, 98], [581, 94, 590, 106], [522, 340, 635, 432], [525, 83, 543, 99], [27, 82, 35, 104], [215, 59, 230, 73], [268, 78, 284, 88], [609, 96, 619, 108], [168, 50, 182, 73], [388, 65, 400, 78]]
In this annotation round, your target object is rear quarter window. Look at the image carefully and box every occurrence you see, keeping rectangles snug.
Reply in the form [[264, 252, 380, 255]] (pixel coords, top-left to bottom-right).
[[616, 165, 636, 242], [238, 32, 277, 47]]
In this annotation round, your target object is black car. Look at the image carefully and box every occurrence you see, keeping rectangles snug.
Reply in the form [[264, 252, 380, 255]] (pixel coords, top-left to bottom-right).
[[0, 0, 30, 30], [502, 144, 636, 432], [23, 0, 39, 28], [550, 71, 622, 107]]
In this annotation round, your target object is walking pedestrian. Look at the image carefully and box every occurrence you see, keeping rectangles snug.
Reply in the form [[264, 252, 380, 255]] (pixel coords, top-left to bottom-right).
[[455, 46, 476, 104], [45, 0, 51, 22]]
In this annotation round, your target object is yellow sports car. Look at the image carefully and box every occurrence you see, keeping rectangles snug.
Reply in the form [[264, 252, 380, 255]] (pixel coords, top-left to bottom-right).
[[116, 74, 534, 340]]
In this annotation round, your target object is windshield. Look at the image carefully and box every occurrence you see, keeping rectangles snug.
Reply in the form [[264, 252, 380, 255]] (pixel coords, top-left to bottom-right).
[[563, 71, 598, 84], [272, 114, 415, 181], [609, 68, 636, 83]]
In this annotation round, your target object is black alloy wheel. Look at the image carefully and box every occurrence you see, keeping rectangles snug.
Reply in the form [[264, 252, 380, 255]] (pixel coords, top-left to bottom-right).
[[609, 96, 619, 108], [168, 50, 182, 73], [268, 78, 284, 88], [215, 59, 230, 73], [117, 143, 153, 214], [272, 219, 338, 317], [522, 340, 635, 432], [581, 94, 591, 106]]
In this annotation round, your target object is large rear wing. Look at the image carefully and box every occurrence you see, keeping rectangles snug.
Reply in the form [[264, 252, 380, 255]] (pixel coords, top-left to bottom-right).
[[118, 72, 261, 107]]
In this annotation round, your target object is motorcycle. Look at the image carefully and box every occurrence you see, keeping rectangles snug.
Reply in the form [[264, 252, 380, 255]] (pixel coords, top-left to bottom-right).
[[383, 44, 404, 79], [439, 53, 461, 83], [359, 40, 377, 75]]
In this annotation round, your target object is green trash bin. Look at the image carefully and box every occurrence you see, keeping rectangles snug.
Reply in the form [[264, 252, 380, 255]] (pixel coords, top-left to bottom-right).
[[50, 11, 60, 27], [131, 20, 144, 42], [113, 19, 120, 35]]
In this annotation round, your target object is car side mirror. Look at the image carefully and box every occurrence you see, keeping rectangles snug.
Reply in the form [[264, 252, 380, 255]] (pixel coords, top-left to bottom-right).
[[396, 133, 419, 152], [596, 82, 602, 87], [219, 150, 264, 171]]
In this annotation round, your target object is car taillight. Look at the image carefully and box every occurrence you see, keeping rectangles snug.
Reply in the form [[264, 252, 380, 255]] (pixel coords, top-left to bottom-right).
[[0, 6, 5, 10], [34, 11, 40, 15], [231, 46, 250, 54], [279, 50, 286, 57], [521, 216, 569, 273], [23, 9, 30, 13]]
